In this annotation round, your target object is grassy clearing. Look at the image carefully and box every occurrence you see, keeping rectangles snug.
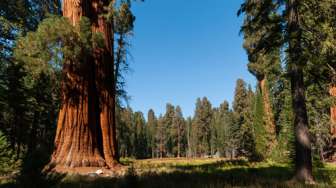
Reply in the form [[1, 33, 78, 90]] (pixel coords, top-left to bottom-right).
[[1, 158, 336, 188]]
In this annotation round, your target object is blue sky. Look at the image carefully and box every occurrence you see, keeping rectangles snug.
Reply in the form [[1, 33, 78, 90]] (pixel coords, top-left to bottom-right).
[[126, 0, 255, 118]]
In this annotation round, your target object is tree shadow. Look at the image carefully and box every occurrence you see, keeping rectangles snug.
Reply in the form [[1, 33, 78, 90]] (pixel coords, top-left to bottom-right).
[[2, 159, 335, 188], [0, 147, 66, 188]]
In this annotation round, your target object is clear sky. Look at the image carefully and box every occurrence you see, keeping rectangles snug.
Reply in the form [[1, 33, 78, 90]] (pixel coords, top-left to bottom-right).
[[126, 0, 255, 118]]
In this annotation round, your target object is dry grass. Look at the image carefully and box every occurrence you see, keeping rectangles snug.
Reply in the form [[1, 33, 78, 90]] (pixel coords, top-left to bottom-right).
[[1, 158, 336, 188]]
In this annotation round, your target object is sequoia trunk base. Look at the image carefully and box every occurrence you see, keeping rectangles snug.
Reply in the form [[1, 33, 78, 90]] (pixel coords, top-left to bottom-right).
[[48, 0, 119, 170], [50, 61, 106, 168]]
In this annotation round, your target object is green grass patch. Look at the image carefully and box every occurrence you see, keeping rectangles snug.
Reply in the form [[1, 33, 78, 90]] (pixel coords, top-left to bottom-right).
[[1, 158, 336, 188]]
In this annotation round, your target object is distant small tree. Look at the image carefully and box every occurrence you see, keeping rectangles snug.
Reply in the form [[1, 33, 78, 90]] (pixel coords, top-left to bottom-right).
[[186, 117, 193, 157], [232, 79, 255, 159], [134, 112, 147, 159], [147, 109, 157, 158], [172, 106, 186, 157], [156, 115, 166, 158], [164, 103, 175, 156], [211, 100, 234, 157], [193, 97, 213, 156]]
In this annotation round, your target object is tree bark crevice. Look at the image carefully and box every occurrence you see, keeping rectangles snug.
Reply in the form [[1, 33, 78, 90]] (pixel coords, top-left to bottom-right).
[[49, 0, 119, 170], [259, 78, 277, 153]]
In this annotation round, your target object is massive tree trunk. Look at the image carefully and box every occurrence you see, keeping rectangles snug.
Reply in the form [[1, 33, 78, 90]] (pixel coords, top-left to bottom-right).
[[92, 0, 119, 166], [50, 0, 118, 169], [287, 0, 314, 182], [259, 78, 277, 152]]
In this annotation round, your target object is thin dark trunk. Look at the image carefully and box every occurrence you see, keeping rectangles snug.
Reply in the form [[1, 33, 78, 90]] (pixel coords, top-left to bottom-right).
[[177, 126, 180, 158], [28, 111, 39, 153], [10, 118, 16, 155], [115, 34, 124, 87]]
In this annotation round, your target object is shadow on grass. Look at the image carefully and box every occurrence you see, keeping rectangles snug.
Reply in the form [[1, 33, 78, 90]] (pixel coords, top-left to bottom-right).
[[0, 147, 66, 188], [1, 159, 335, 188]]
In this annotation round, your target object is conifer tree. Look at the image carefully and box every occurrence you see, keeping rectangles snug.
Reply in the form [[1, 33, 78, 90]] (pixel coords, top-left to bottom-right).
[[239, 0, 281, 155], [147, 109, 157, 158], [211, 100, 234, 157], [172, 106, 185, 157], [193, 97, 213, 156], [300, 0, 336, 161], [0, 130, 16, 174], [232, 79, 255, 157], [134, 111, 147, 158], [186, 117, 193, 157], [164, 103, 175, 156], [0, 0, 61, 161], [156, 115, 166, 158], [286, 0, 313, 181]]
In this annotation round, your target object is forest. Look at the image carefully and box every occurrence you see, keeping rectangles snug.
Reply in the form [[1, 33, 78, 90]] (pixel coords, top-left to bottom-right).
[[0, 0, 336, 187]]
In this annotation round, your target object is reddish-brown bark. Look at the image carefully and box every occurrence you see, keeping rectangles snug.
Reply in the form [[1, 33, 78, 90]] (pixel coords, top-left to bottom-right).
[[91, 0, 119, 167], [259, 78, 277, 153], [50, 0, 118, 169], [327, 63, 336, 161], [330, 86, 336, 139]]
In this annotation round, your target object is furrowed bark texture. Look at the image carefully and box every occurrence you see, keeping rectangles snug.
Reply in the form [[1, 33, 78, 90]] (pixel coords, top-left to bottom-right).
[[92, 0, 119, 166], [50, 0, 118, 169], [259, 78, 277, 153], [330, 86, 336, 161], [331, 86, 336, 139]]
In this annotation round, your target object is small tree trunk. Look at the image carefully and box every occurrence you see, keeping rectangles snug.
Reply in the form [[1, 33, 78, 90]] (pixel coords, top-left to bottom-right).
[[177, 126, 180, 158], [160, 135, 163, 158], [28, 111, 38, 153]]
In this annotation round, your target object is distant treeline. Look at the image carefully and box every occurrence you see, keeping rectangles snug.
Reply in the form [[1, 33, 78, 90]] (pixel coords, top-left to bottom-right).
[[116, 77, 331, 163]]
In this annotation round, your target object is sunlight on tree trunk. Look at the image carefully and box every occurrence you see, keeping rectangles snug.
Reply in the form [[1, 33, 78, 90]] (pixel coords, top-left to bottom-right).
[[330, 86, 336, 158], [287, 0, 313, 183], [260, 78, 277, 153], [330, 87, 336, 136], [50, 0, 118, 169], [91, 0, 119, 168]]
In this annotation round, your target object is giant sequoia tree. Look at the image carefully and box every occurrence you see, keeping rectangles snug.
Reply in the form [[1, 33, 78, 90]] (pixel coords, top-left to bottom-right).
[[239, 0, 281, 156], [50, 0, 120, 168]]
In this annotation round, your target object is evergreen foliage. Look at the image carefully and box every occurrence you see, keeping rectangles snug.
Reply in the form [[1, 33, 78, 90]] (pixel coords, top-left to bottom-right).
[[0, 130, 16, 174], [192, 97, 213, 156], [0, 0, 335, 185], [252, 87, 267, 160]]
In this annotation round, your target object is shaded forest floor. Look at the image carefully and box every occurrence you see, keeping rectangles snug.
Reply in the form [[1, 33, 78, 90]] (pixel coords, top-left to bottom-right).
[[1, 158, 336, 188]]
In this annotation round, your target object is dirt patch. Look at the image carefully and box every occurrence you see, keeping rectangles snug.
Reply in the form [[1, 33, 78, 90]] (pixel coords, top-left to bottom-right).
[[49, 164, 129, 178]]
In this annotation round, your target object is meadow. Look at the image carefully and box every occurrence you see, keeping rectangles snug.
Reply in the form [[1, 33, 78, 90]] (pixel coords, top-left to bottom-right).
[[1, 158, 336, 188]]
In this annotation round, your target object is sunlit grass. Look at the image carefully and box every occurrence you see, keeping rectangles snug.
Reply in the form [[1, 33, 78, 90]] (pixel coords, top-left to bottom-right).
[[1, 158, 336, 187]]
